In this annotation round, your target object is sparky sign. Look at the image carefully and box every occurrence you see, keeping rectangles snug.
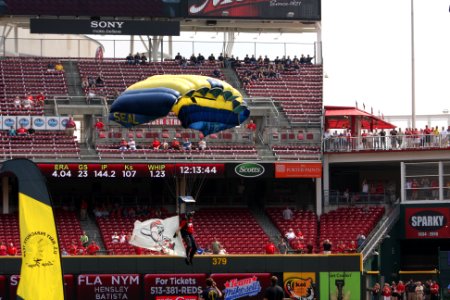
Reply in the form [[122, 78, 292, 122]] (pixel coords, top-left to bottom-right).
[[405, 207, 450, 239], [211, 273, 271, 300]]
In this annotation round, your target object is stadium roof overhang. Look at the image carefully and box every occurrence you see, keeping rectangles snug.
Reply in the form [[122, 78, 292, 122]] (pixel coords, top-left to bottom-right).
[[324, 106, 396, 130], [0, 16, 319, 34]]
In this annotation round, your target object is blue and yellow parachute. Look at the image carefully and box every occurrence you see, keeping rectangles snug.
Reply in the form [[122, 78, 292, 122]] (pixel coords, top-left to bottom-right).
[[109, 75, 250, 136]]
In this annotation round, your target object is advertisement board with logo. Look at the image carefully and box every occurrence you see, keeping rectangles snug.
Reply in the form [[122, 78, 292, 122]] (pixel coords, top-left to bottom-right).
[[31, 19, 180, 36], [32, 116, 46, 130], [8, 0, 182, 18], [319, 272, 361, 300], [275, 162, 322, 178], [227, 163, 274, 178], [17, 116, 31, 129], [10, 274, 74, 300], [45, 116, 61, 130], [210, 273, 272, 300], [405, 207, 450, 239], [77, 274, 141, 300], [0, 116, 3, 129], [144, 273, 206, 300], [187, 0, 321, 20], [59, 116, 70, 130], [2, 116, 16, 130], [283, 272, 316, 299]]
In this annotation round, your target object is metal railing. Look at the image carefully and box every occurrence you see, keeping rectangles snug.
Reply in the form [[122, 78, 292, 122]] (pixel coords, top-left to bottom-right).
[[361, 204, 400, 262], [324, 134, 450, 152], [325, 190, 394, 205]]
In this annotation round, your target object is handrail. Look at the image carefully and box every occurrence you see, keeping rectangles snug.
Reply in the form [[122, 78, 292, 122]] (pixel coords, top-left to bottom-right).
[[361, 204, 400, 262]]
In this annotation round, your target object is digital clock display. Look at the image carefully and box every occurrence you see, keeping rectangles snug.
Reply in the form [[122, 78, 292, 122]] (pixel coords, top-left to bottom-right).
[[37, 163, 225, 178]]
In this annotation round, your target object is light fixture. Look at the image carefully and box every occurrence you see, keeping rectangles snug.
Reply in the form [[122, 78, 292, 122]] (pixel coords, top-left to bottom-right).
[[286, 12, 295, 18]]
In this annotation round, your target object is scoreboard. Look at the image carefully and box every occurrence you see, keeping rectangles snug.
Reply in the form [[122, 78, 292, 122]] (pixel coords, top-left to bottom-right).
[[37, 163, 225, 179]]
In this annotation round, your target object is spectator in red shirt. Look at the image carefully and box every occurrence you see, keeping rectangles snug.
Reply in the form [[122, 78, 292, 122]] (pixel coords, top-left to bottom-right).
[[171, 138, 181, 150], [337, 241, 346, 253], [247, 119, 256, 131], [152, 137, 161, 150], [265, 242, 276, 254], [68, 240, 78, 256], [7, 242, 17, 256], [347, 240, 357, 253], [94, 118, 104, 131], [16, 125, 28, 136], [382, 283, 392, 298], [0, 242, 7, 256], [65, 116, 76, 136], [35, 92, 45, 106], [86, 241, 100, 255], [430, 280, 439, 300], [396, 281, 405, 300], [119, 138, 128, 151]]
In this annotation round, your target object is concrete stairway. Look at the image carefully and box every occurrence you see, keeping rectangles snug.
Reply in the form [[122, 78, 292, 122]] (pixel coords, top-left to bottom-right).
[[79, 214, 107, 252]]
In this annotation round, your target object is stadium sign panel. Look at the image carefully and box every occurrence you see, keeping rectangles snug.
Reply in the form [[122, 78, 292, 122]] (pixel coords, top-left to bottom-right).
[[144, 274, 206, 300], [30, 19, 180, 36], [275, 162, 322, 178], [405, 207, 450, 239], [37, 163, 322, 179], [187, 0, 321, 20], [7, 0, 182, 18]]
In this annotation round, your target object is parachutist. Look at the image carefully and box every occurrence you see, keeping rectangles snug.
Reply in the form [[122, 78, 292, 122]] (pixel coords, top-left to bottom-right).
[[174, 211, 197, 265]]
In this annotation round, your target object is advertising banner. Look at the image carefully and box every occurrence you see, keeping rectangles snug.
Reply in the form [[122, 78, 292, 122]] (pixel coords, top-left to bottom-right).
[[144, 273, 206, 300], [10, 274, 75, 300], [32, 116, 46, 130], [283, 272, 316, 299], [17, 116, 31, 129], [0, 116, 3, 130], [319, 272, 361, 300], [275, 162, 322, 178], [210, 273, 272, 300], [31, 19, 180, 36], [226, 163, 274, 178], [405, 207, 450, 239], [45, 116, 61, 130], [2, 116, 16, 130], [9, 0, 182, 18], [187, 0, 321, 20], [77, 274, 140, 300]]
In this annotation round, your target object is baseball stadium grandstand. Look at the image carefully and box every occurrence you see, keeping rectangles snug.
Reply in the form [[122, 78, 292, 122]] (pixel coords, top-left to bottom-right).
[[0, 1, 449, 299]]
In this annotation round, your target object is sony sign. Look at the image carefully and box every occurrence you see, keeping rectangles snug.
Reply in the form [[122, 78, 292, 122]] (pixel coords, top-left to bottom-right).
[[90, 21, 125, 34], [91, 21, 125, 29], [30, 19, 180, 36]]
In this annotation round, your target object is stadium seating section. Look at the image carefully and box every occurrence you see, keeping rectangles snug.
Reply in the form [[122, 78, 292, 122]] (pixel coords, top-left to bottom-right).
[[235, 64, 323, 125], [0, 206, 386, 255], [266, 207, 318, 252], [55, 209, 84, 252], [78, 60, 223, 99], [0, 58, 68, 108], [0, 132, 80, 160], [0, 214, 20, 255], [319, 206, 385, 252]]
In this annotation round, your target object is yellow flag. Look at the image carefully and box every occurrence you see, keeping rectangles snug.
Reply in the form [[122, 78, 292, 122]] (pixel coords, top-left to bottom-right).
[[1, 159, 64, 300]]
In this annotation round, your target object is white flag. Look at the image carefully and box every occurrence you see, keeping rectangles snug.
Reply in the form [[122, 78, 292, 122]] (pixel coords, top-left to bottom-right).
[[129, 215, 186, 257]]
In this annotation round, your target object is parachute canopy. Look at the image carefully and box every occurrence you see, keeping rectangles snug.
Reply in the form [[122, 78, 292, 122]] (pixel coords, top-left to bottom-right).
[[109, 75, 250, 136]]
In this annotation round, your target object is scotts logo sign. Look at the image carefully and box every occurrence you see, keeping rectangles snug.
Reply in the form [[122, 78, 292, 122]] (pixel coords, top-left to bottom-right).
[[405, 207, 450, 239], [235, 163, 265, 178], [409, 210, 447, 231]]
